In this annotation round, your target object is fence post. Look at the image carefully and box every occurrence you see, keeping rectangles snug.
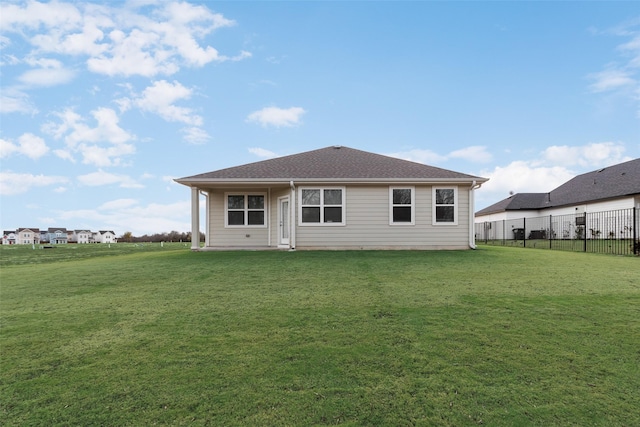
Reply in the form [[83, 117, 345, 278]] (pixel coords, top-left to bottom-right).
[[549, 214, 553, 250], [523, 217, 526, 248], [583, 213, 588, 253], [634, 207, 638, 255]]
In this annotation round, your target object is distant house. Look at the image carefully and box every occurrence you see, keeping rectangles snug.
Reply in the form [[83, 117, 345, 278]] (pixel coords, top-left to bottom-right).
[[73, 230, 93, 244], [16, 228, 40, 245], [95, 230, 117, 244], [475, 158, 640, 241], [175, 146, 488, 250], [47, 228, 68, 244], [2, 231, 16, 245], [476, 158, 640, 222]]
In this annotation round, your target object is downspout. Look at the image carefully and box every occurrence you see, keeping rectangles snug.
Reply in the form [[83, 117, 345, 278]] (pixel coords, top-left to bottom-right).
[[469, 180, 481, 249], [290, 180, 296, 250]]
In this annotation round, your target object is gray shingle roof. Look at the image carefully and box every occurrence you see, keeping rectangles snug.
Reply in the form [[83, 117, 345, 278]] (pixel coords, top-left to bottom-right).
[[177, 146, 486, 183], [476, 157, 640, 215]]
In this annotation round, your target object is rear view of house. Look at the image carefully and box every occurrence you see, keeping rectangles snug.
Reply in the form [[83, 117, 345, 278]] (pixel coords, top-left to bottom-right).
[[16, 228, 40, 245], [176, 146, 488, 250]]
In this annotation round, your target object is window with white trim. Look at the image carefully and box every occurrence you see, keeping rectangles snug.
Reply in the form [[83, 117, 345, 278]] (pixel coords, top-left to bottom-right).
[[389, 187, 415, 225], [225, 193, 267, 227], [299, 187, 345, 225], [433, 187, 457, 225]]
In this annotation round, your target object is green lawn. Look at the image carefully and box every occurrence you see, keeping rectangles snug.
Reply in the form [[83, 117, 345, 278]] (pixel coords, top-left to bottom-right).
[[1, 245, 639, 426]]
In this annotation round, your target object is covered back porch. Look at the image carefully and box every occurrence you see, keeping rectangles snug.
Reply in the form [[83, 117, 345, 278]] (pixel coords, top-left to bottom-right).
[[188, 183, 297, 251]]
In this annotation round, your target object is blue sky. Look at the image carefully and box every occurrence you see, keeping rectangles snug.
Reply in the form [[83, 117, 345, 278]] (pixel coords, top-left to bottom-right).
[[1, 1, 639, 236]]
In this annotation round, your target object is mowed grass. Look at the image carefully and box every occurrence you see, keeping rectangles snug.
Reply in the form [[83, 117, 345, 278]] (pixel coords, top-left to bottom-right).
[[1, 245, 639, 426]]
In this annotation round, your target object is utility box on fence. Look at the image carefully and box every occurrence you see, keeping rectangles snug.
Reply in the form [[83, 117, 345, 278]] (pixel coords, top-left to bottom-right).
[[513, 228, 525, 240]]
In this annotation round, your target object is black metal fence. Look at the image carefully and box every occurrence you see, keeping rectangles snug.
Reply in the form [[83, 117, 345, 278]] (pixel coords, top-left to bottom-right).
[[475, 208, 639, 256]]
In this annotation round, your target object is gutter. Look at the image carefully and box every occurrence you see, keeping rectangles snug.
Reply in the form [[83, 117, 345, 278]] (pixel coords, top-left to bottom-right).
[[175, 177, 489, 187]]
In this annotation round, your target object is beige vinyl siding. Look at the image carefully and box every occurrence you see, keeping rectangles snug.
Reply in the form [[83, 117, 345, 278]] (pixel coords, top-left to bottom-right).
[[205, 184, 471, 249], [295, 185, 470, 249], [208, 189, 270, 247]]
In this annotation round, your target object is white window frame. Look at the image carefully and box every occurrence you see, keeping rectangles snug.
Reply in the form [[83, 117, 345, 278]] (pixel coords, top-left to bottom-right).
[[432, 186, 458, 225], [298, 187, 346, 226], [224, 192, 268, 228], [389, 186, 415, 225]]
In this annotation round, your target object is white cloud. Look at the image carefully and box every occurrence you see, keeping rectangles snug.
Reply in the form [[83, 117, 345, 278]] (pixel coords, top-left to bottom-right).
[[1, 1, 248, 78], [588, 68, 635, 92], [542, 142, 630, 167], [181, 126, 210, 144], [78, 143, 136, 167], [0, 133, 49, 159], [449, 146, 493, 163], [53, 149, 76, 162], [0, 91, 36, 114], [43, 107, 135, 166], [248, 147, 279, 159], [246, 106, 306, 128], [77, 170, 143, 188], [0, 171, 68, 195], [0, 0, 83, 32], [588, 20, 640, 115], [387, 149, 447, 164], [476, 161, 575, 208], [16, 58, 76, 87], [388, 146, 495, 165], [122, 80, 202, 125], [87, 28, 177, 77], [18, 66, 76, 87]]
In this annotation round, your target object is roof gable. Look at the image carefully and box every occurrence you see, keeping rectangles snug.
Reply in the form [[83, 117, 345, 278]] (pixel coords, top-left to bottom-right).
[[177, 146, 487, 183]]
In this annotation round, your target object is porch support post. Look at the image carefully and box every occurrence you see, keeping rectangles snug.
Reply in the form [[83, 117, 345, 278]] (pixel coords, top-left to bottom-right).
[[191, 186, 200, 251], [469, 180, 480, 249]]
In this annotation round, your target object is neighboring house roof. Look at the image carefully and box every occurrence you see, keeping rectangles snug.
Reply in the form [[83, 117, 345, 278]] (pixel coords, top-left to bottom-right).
[[99, 230, 115, 234], [48, 227, 67, 233], [17, 228, 40, 232], [477, 158, 640, 215], [177, 146, 487, 184]]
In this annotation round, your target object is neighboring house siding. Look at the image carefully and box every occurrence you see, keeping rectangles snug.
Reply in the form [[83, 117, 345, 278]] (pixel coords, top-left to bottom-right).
[[584, 197, 635, 212], [477, 196, 637, 223]]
